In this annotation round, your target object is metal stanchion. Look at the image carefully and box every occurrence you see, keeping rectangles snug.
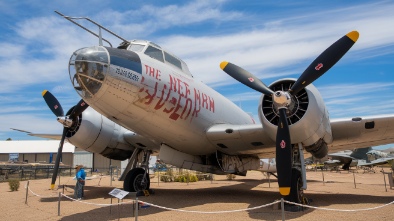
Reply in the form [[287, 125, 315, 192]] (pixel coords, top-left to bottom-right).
[[25, 180, 29, 204], [110, 197, 113, 214], [281, 198, 285, 221], [58, 192, 61, 216], [353, 171, 356, 188], [135, 197, 139, 221], [118, 199, 120, 221], [322, 171, 325, 185], [268, 173, 271, 188], [383, 172, 387, 192], [110, 165, 113, 187]]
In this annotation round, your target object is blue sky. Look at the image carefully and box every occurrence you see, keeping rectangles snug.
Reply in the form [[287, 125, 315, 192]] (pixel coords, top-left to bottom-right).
[[1, 0, 394, 150]]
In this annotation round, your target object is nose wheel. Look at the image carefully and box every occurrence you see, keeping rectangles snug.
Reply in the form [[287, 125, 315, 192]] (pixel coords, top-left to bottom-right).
[[124, 168, 150, 192]]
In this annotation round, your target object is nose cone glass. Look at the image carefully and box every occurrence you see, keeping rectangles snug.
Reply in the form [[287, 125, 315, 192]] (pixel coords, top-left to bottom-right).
[[69, 46, 109, 99]]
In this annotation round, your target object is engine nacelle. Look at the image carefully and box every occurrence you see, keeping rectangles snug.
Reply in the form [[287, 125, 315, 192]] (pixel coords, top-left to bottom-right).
[[66, 107, 134, 160], [258, 79, 332, 159]]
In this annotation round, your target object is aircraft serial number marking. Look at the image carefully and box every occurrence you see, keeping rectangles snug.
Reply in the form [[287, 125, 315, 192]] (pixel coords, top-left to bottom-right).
[[115, 67, 140, 82]]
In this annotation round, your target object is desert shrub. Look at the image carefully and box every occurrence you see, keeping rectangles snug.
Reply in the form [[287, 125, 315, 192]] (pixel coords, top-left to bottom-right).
[[8, 179, 20, 191], [196, 172, 211, 181], [226, 174, 236, 180], [175, 173, 198, 182], [160, 174, 173, 182], [189, 174, 198, 182], [160, 169, 176, 182]]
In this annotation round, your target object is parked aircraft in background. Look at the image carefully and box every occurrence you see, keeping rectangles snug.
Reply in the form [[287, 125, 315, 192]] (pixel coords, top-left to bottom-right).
[[324, 147, 372, 170], [358, 149, 394, 169], [18, 12, 394, 206]]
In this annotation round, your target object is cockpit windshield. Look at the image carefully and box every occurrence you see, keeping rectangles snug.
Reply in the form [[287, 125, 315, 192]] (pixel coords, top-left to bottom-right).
[[117, 40, 192, 77]]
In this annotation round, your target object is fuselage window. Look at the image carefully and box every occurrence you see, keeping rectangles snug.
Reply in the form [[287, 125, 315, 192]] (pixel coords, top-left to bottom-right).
[[164, 51, 182, 70], [144, 46, 164, 62]]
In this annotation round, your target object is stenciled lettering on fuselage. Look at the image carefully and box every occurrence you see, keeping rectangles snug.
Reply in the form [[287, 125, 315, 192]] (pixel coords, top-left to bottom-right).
[[139, 64, 215, 122], [115, 67, 141, 83]]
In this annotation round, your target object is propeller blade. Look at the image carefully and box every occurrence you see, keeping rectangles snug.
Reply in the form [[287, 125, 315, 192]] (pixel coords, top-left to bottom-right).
[[220, 61, 274, 96], [290, 31, 359, 95], [50, 127, 68, 189], [276, 108, 292, 196], [42, 90, 64, 117], [69, 99, 89, 120]]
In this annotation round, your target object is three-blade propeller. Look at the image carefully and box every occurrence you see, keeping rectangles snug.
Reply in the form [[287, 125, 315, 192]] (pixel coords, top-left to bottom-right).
[[220, 31, 359, 196], [42, 90, 89, 189]]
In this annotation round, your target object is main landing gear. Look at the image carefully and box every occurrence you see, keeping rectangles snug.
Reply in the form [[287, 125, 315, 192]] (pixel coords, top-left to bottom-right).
[[284, 143, 309, 211], [122, 148, 151, 192]]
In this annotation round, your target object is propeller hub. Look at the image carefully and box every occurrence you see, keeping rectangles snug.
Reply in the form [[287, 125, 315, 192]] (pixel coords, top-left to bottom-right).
[[57, 116, 74, 128], [273, 91, 292, 108]]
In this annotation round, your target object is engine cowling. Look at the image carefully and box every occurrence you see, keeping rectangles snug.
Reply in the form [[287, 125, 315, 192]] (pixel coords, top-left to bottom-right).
[[65, 107, 134, 160], [258, 79, 332, 159]]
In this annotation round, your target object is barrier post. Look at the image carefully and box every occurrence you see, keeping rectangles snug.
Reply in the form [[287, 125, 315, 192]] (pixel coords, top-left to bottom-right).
[[135, 197, 139, 221], [383, 172, 387, 192], [25, 180, 29, 204], [353, 171, 356, 189], [110, 165, 113, 187], [281, 198, 285, 221], [110, 197, 113, 214], [118, 199, 120, 221], [58, 192, 61, 216], [322, 171, 325, 185]]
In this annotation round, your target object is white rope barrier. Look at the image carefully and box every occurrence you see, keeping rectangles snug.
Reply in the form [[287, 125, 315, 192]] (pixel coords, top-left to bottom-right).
[[284, 200, 394, 212], [25, 184, 394, 214], [137, 200, 281, 214], [25, 185, 58, 198]]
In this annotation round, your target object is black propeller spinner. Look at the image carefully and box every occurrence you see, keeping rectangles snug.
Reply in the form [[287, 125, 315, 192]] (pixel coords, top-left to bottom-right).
[[220, 31, 359, 196], [42, 90, 89, 189]]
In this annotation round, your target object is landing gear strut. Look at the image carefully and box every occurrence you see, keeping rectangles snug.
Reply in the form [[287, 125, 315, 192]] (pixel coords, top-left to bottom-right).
[[284, 143, 309, 207], [122, 149, 151, 192]]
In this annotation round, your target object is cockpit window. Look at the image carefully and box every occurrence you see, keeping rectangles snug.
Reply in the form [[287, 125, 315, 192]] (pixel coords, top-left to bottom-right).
[[129, 44, 145, 52], [144, 46, 164, 62], [164, 51, 182, 69]]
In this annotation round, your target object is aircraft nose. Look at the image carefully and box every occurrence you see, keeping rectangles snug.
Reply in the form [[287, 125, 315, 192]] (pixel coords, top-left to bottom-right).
[[69, 46, 109, 99]]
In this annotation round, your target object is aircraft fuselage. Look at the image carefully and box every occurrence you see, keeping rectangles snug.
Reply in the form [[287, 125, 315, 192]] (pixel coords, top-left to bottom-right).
[[70, 44, 254, 155]]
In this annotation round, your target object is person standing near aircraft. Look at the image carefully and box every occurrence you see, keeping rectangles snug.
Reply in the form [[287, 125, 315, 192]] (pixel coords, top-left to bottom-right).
[[74, 165, 86, 200]]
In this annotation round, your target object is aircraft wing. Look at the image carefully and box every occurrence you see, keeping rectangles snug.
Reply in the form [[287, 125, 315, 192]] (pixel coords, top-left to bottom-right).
[[11, 128, 62, 140], [206, 114, 394, 159], [328, 114, 394, 152], [206, 124, 276, 158], [27, 133, 62, 140], [358, 157, 394, 167]]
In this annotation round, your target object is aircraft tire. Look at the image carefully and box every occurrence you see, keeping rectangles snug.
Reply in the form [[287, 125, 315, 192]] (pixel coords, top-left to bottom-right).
[[123, 168, 150, 192], [284, 168, 305, 204]]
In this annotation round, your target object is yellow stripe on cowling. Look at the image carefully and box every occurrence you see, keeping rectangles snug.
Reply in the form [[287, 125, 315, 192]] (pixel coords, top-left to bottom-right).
[[346, 31, 359, 42], [42, 90, 48, 96], [50, 184, 55, 190], [279, 187, 290, 196], [220, 61, 229, 70]]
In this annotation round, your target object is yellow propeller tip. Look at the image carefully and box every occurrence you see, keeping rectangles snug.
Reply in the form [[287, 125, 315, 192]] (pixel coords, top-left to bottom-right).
[[346, 31, 359, 42], [220, 61, 228, 70], [279, 187, 290, 196], [42, 90, 48, 96], [50, 184, 55, 190]]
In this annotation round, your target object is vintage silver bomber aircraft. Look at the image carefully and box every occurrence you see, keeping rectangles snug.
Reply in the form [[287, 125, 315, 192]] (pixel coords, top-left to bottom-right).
[[31, 12, 394, 205]]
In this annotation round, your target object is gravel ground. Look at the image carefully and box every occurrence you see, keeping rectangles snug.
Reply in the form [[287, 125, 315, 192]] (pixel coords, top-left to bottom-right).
[[1, 169, 394, 221]]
